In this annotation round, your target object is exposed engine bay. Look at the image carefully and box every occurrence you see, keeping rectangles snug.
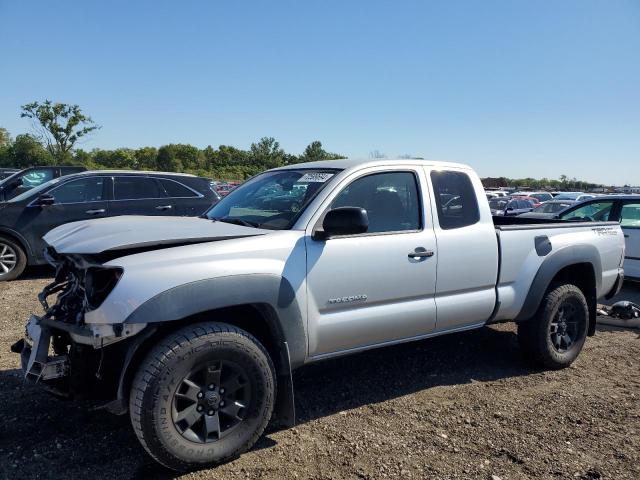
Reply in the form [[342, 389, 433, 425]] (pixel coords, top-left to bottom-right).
[[10, 248, 147, 403], [39, 247, 123, 325]]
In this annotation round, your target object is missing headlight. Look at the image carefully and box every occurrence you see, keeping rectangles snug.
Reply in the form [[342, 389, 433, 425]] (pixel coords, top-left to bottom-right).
[[85, 267, 123, 309]]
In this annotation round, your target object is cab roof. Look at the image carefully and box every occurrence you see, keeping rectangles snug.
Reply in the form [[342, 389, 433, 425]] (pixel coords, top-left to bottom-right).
[[274, 158, 472, 172]]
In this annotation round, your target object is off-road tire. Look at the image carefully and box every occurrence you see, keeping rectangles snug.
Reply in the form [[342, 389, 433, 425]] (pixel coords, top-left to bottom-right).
[[0, 235, 27, 282], [129, 322, 276, 472], [518, 282, 589, 369]]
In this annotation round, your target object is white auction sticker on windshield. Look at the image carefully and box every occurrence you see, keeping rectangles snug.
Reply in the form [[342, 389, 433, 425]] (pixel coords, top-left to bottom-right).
[[299, 172, 334, 183]]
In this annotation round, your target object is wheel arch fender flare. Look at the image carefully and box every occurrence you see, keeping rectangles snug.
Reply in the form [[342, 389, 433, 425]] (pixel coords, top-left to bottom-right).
[[123, 274, 307, 365], [515, 244, 602, 328]]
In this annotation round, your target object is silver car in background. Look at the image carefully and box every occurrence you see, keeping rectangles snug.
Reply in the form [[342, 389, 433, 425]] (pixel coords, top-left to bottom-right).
[[518, 199, 577, 219]]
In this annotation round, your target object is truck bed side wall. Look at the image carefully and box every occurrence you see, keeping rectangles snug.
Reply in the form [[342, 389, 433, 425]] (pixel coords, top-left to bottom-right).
[[494, 224, 623, 322]]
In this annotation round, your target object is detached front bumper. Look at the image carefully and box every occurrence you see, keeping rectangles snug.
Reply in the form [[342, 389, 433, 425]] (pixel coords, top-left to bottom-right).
[[11, 315, 70, 385], [11, 315, 142, 401]]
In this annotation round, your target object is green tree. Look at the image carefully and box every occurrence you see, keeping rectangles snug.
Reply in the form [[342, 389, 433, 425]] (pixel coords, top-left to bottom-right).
[[249, 137, 285, 169], [300, 140, 344, 162], [155, 144, 202, 172], [21, 100, 100, 162], [0, 128, 11, 167], [9, 134, 54, 168], [0, 127, 11, 147], [134, 147, 158, 170]]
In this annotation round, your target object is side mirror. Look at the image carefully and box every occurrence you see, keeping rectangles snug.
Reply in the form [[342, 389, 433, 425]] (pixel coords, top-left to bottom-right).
[[36, 194, 55, 206], [506, 207, 514, 211], [314, 207, 369, 240]]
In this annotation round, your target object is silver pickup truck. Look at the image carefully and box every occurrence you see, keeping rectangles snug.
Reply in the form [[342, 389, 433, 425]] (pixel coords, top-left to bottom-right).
[[12, 159, 625, 471]]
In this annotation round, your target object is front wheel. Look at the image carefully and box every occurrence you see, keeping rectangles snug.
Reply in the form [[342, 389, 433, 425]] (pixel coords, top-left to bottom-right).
[[129, 323, 276, 472], [517, 282, 589, 369]]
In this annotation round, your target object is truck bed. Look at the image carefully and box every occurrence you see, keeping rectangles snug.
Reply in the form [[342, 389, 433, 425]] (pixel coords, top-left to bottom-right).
[[491, 217, 623, 323]]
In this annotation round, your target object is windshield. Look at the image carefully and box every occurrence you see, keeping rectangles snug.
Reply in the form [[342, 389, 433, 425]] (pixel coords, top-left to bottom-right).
[[534, 202, 573, 213], [489, 199, 508, 210], [7, 177, 62, 203], [205, 169, 339, 230]]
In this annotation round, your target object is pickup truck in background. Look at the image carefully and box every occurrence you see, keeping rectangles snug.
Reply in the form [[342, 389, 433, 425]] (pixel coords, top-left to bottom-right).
[[12, 159, 625, 471]]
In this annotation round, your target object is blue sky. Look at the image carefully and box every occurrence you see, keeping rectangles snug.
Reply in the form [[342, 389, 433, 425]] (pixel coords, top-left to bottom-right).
[[1, 1, 639, 184]]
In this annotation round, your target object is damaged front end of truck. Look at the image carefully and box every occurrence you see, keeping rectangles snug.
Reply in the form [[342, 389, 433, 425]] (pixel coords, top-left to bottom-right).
[[11, 248, 148, 408]]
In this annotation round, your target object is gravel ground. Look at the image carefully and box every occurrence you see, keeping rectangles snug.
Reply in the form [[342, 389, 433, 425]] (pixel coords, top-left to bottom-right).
[[1, 270, 639, 480]]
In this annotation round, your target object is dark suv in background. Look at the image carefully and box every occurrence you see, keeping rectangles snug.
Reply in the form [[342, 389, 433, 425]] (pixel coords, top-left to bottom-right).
[[0, 171, 220, 280], [0, 166, 87, 201], [0, 168, 20, 180]]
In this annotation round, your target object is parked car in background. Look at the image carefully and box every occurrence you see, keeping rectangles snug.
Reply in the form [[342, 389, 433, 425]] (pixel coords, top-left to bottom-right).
[[0, 171, 220, 280], [215, 183, 237, 197], [489, 197, 535, 216], [0, 168, 19, 180], [553, 192, 596, 202], [485, 190, 508, 198], [0, 166, 87, 201], [512, 191, 554, 208], [518, 199, 577, 219]]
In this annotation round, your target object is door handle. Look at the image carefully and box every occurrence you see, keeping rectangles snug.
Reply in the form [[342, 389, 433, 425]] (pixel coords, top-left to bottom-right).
[[408, 248, 435, 259], [624, 234, 629, 238], [155, 205, 173, 211], [85, 209, 106, 215]]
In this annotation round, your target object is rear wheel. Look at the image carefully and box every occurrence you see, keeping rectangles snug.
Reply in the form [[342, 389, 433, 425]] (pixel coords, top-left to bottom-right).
[[129, 322, 276, 472], [518, 282, 589, 369], [0, 235, 27, 281]]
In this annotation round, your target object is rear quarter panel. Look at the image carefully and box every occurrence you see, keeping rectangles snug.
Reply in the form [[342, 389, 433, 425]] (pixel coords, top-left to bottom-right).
[[494, 223, 624, 321]]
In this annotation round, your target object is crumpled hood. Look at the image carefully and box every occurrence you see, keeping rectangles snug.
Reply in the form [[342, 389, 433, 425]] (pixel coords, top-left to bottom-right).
[[43, 215, 269, 254]]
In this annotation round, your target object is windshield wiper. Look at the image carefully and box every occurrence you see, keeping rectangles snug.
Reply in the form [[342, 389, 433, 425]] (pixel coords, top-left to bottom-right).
[[212, 216, 260, 228]]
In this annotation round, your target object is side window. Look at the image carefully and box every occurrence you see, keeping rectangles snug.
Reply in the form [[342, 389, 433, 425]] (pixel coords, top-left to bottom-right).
[[158, 178, 198, 198], [560, 201, 614, 221], [114, 177, 164, 200], [331, 171, 421, 233], [49, 177, 105, 203], [430, 171, 480, 229], [620, 203, 640, 228]]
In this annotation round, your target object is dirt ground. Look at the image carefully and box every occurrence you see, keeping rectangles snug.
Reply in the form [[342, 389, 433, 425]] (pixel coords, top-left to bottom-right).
[[1, 270, 639, 480]]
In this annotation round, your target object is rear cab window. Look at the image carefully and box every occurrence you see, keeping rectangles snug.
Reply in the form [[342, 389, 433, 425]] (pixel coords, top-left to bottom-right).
[[430, 170, 480, 229]]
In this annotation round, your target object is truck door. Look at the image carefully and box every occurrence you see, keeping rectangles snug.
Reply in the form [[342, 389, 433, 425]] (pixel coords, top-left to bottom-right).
[[427, 168, 499, 330], [305, 166, 438, 358], [619, 201, 640, 279]]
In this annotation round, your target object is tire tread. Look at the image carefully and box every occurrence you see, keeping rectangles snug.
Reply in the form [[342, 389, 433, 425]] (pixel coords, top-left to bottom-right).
[[129, 322, 275, 471]]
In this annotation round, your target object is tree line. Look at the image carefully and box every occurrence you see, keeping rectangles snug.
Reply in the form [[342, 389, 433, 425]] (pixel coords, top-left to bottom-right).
[[0, 100, 344, 181], [0, 130, 345, 182], [481, 175, 602, 191]]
